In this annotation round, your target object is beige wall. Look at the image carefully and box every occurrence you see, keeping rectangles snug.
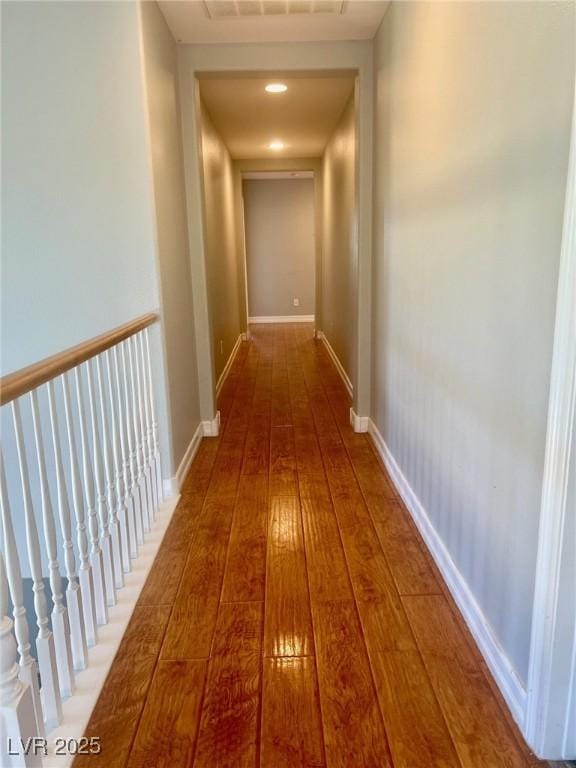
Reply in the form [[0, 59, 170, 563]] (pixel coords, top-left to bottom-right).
[[244, 178, 315, 319], [199, 103, 242, 385], [321, 94, 357, 384], [372, 0, 574, 686], [233, 157, 323, 335], [140, 1, 200, 471]]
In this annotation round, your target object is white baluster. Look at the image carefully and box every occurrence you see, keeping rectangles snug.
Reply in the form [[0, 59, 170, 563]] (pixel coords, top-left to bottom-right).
[[144, 328, 163, 502], [131, 337, 151, 533], [61, 373, 97, 648], [95, 356, 123, 590], [139, 339, 154, 529], [85, 361, 116, 608], [138, 333, 157, 521], [11, 400, 62, 731], [125, 341, 144, 545], [114, 345, 137, 562], [46, 382, 88, 671], [106, 350, 130, 575], [29, 390, 75, 699], [73, 368, 107, 627], [0, 453, 44, 739], [0, 552, 43, 768]]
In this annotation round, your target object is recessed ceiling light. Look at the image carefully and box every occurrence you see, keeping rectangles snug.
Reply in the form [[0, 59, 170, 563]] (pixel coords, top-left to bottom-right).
[[265, 83, 288, 94], [268, 140, 285, 151]]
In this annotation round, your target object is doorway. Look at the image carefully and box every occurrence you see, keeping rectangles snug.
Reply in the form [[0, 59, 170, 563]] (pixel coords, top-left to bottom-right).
[[193, 70, 360, 407], [243, 171, 315, 324]]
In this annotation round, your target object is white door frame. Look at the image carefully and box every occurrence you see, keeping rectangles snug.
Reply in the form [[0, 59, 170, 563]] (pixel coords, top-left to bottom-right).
[[525, 82, 576, 760]]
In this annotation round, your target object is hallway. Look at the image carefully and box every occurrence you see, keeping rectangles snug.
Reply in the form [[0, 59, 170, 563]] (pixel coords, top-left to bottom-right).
[[75, 323, 542, 768]]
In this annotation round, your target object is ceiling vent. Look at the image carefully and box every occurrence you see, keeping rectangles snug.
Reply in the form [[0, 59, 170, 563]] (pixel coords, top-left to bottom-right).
[[203, 1, 345, 19]]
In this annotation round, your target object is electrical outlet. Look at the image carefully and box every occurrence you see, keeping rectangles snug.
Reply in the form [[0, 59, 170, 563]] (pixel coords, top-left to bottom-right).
[[220, 340, 224, 354], [293, 298, 300, 307]]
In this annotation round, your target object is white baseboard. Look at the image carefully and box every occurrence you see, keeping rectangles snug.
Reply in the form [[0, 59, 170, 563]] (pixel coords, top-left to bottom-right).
[[216, 334, 243, 397], [350, 407, 369, 433], [46, 493, 179, 767], [367, 417, 527, 728], [163, 422, 203, 497], [249, 315, 315, 324], [202, 411, 220, 438], [316, 331, 353, 399]]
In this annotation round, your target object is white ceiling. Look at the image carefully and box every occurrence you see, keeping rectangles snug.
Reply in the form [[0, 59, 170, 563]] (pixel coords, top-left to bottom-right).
[[158, 0, 389, 44], [199, 75, 355, 158]]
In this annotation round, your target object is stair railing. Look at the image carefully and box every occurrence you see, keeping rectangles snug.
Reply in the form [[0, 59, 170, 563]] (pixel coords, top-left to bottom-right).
[[0, 314, 162, 766]]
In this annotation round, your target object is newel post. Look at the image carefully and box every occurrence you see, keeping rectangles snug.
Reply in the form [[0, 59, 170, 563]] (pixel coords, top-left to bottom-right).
[[0, 555, 43, 767]]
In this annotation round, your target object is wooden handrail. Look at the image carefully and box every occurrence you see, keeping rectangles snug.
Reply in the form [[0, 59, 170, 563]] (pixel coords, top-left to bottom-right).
[[0, 313, 159, 406]]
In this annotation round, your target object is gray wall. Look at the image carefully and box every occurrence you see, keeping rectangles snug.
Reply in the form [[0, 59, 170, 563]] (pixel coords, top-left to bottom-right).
[[199, 104, 242, 385], [233, 158, 323, 336], [322, 94, 357, 384], [140, 0, 201, 470], [244, 178, 315, 319], [372, 0, 575, 683], [1, 1, 160, 374], [563, 420, 576, 755]]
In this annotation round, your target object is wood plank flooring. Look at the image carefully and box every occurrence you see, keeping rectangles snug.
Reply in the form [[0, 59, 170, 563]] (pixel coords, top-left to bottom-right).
[[75, 323, 545, 768]]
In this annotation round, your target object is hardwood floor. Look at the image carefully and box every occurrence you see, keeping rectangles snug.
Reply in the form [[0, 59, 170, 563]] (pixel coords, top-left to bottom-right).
[[75, 323, 545, 768]]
